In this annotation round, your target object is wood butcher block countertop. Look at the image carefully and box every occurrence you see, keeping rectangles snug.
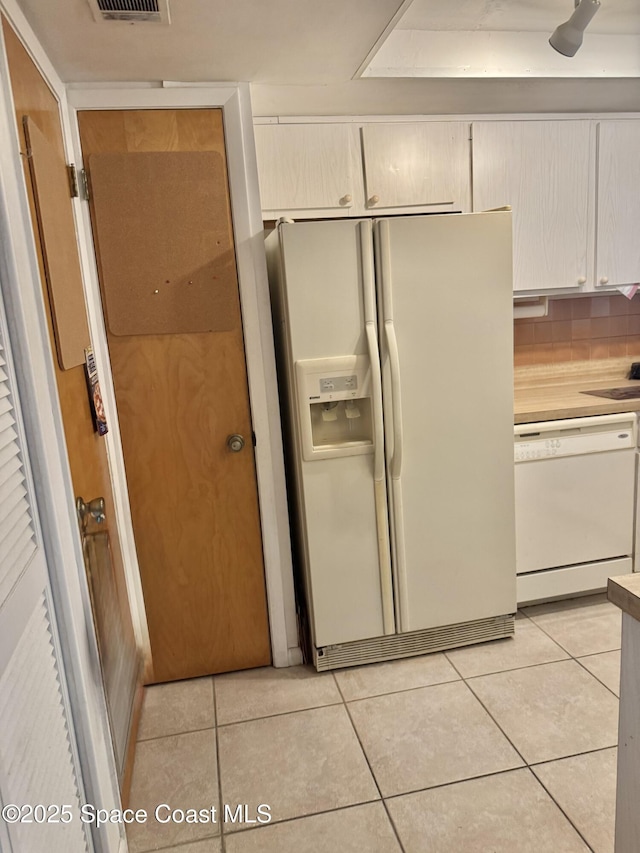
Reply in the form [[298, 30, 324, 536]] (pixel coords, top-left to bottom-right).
[[609, 574, 640, 622], [514, 357, 640, 424]]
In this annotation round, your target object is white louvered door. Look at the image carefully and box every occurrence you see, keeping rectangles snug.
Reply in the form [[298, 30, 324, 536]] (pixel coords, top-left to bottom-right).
[[0, 299, 90, 852]]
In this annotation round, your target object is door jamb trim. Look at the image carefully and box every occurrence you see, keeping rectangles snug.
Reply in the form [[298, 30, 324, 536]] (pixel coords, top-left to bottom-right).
[[66, 83, 300, 669]]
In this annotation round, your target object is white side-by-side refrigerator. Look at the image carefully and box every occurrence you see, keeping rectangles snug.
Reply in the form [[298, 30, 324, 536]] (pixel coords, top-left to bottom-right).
[[267, 212, 516, 670]]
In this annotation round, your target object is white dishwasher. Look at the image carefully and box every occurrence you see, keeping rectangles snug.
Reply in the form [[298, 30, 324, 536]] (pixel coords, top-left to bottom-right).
[[514, 412, 637, 605]]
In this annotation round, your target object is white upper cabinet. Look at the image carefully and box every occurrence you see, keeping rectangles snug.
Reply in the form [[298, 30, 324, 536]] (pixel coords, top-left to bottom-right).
[[596, 120, 640, 288], [254, 123, 354, 213], [472, 121, 592, 293], [361, 122, 471, 211]]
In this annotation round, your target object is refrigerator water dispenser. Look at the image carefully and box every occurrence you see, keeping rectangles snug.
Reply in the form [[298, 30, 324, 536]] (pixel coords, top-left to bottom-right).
[[295, 356, 374, 460]]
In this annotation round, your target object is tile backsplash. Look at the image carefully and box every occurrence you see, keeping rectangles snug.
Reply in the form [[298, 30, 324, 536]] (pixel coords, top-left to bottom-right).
[[514, 295, 640, 366]]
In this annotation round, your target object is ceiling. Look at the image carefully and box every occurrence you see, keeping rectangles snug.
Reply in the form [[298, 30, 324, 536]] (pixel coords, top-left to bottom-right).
[[401, 0, 640, 35], [363, 0, 640, 79], [15, 0, 640, 84], [13, 0, 406, 84], [12, 0, 640, 115]]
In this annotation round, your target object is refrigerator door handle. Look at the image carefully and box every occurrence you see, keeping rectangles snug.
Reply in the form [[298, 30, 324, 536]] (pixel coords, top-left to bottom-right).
[[378, 219, 410, 632], [359, 220, 395, 635], [385, 317, 411, 631], [365, 323, 385, 483], [378, 220, 404, 481], [359, 221, 385, 484], [367, 322, 395, 635], [384, 319, 404, 480]]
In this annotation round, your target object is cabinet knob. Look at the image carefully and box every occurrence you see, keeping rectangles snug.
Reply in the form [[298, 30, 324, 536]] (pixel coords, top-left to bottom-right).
[[339, 194, 352, 206], [577, 276, 587, 285], [600, 276, 609, 285], [368, 195, 380, 206]]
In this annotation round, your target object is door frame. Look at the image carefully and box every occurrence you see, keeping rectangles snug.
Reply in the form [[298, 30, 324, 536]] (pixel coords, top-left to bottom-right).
[[0, 2, 124, 850], [66, 85, 300, 668]]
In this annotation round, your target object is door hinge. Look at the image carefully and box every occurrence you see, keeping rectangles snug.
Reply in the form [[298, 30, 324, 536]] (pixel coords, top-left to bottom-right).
[[67, 165, 90, 201], [252, 431, 257, 447]]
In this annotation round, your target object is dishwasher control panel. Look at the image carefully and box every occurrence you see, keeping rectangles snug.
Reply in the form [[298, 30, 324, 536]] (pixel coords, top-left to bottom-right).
[[514, 413, 637, 462], [515, 438, 569, 462]]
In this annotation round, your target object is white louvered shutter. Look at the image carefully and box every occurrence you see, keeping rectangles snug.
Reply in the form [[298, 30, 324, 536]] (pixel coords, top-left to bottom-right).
[[0, 338, 36, 600], [0, 307, 90, 852]]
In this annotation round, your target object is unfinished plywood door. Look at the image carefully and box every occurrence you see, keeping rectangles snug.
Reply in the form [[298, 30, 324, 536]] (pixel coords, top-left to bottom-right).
[[78, 109, 270, 682]]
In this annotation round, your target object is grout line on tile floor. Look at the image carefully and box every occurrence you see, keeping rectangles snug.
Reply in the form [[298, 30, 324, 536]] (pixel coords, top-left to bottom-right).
[[462, 656, 583, 683], [379, 802, 407, 853], [573, 654, 621, 700], [137, 833, 221, 853], [334, 674, 407, 853], [458, 677, 530, 768], [372, 743, 618, 803], [441, 649, 464, 680], [527, 743, 618, 769], [521, 608, 621, 662], [212, 678, 226, 853], [217, 798, 383, 838], [340, 674, 464, 705], [136, 724, 216, 744], [446, 649, 556, 769], [529, 764, 596, 853], [379, 764, 552, 802], [442, 651, 571, 681], [461, 654, 620, 691], [215, 699, 345, 729]]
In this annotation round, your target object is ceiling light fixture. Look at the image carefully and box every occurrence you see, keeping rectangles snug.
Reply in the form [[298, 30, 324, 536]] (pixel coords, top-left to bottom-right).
[[549, 0, 601, 56]]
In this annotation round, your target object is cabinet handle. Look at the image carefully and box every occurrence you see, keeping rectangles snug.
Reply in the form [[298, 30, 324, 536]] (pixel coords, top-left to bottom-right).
[[577, 276, 587, 285], [340, 194, 352, 206], [600, 276, 609, 285], [368, 195, 380, 206]]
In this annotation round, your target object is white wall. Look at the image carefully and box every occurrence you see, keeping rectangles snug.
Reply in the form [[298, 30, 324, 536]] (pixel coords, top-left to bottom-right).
[[250, 77, 640, 117]]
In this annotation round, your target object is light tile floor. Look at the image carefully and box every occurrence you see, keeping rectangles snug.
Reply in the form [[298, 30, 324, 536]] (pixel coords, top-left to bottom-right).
[[126, 593, 621, 853]]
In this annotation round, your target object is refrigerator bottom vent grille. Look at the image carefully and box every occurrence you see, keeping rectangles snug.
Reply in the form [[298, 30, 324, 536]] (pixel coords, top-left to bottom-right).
[[313, 614, 515, 671]]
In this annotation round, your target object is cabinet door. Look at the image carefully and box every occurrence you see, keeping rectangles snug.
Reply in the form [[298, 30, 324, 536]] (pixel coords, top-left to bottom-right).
[[596, 120, 640, 288], [473, 121, 592, 292], [361, 122, 471, 211], [254, 123, 354, 213]]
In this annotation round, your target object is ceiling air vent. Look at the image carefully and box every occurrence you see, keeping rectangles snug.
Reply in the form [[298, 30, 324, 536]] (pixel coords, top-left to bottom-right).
[[88, 0, 171, 24]]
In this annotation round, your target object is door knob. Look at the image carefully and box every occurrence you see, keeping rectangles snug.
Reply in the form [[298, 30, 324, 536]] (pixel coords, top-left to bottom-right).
[[76, 496, 106, 528], [227, 434, 245, 453]]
